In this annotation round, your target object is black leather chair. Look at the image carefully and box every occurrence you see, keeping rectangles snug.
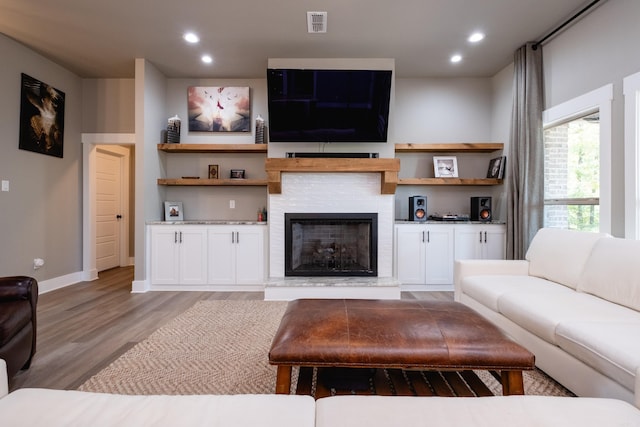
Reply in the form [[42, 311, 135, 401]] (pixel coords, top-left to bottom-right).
[[0, 276, 38, 378]]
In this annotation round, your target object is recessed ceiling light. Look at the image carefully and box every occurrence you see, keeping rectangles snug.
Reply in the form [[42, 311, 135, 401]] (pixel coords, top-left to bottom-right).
[[468, 32, 485, 43], [183, 32, 200, 44], [450, 54, 462, 63], [201, 54, 213, 64]]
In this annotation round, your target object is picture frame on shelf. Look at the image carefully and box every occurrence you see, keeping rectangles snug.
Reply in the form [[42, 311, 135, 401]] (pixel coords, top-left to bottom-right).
[[208, 164, 219, 179], [230, 169, 245, 179], [433, 156, 458, 178], [487, 156, 506, 179], [164, 201, 184, 221]]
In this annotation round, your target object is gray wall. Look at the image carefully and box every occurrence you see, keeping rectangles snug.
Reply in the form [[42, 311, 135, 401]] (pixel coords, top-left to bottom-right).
[[543, 0, 640, 236], [0, 33, 83, 280]]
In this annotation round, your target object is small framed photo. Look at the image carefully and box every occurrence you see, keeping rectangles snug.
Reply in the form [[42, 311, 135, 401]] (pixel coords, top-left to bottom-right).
[[433, 156, 458, 178], [487, 156, 506, 179], [208, 164, 219, 179], [230, 169, 245, 179], [164, 201, 184, 221]]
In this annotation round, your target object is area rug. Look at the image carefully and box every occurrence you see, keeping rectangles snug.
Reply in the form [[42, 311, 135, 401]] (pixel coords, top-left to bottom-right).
[[78, 300, 573, 397]]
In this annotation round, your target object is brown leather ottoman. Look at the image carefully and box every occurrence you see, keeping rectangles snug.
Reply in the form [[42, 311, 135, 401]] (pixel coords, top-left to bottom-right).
[[268, 299, 535, 396]]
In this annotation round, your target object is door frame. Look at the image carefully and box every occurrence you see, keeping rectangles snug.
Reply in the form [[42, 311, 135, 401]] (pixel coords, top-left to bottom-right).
[[82, 133, 135, 281]]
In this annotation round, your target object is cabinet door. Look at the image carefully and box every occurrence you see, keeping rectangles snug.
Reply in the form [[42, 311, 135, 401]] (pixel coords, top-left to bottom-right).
[[424, 226, 454, 285], [234, 226, 266, 285], [208, 226, 236, 284], [454, 225, 483, 260], [395, 225, 426, 285], [150, 227, 180, 285], [481, 225, 506, 260], [178, 227, 208, 285]]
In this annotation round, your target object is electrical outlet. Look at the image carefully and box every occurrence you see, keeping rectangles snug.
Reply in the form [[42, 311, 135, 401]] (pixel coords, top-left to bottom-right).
[[1, 180, 8, 192], [229, 200, 235, 209]]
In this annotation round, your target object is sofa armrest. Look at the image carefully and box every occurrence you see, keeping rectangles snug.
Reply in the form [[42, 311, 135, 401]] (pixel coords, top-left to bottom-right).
[[0, 359, 8, 399], [453, 259, 530, 302], [0, 276, 38, 302]]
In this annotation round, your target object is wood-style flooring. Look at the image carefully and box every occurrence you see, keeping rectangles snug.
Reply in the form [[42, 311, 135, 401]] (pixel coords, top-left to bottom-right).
[[9, 266, 453, 392]]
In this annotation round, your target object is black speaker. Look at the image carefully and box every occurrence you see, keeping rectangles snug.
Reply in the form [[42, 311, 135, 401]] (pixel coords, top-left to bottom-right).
[[470, 197, 492, 222], [409, 196, 427, 221]]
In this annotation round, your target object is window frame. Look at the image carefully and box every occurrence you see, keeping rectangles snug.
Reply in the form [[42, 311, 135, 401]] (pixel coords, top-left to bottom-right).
[[624, 71, 640, 239], [542, 84, 613, 234]]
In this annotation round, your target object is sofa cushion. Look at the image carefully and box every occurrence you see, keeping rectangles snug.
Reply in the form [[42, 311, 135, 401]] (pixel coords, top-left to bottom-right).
[[461, 275, 572, 312], [0, 390, 316, 427], [315, 395, 640, 426], [577, 237, 640, 312], [497, 291, 640, 344], [525, 228, 609, 290], [555, 321, 640, 391]]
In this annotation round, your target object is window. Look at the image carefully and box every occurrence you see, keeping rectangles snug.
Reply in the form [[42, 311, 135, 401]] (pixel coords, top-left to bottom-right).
[[543, 112, 600, 231], [543, 85, 612, 234]]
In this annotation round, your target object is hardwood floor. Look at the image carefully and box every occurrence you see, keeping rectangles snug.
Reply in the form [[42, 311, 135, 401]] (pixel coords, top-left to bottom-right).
[[9, 267, 452, 392]]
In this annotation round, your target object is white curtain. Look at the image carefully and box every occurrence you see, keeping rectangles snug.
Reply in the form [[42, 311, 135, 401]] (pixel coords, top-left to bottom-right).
[[507, 43, 545, 259]]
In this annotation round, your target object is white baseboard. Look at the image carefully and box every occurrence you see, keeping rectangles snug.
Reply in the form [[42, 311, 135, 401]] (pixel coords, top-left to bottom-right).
[[38, 271, 85, 294]]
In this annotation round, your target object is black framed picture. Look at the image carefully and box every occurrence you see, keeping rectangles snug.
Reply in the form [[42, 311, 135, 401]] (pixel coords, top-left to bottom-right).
[[487, 156, 506, 179], [19, 73, 65, 158]]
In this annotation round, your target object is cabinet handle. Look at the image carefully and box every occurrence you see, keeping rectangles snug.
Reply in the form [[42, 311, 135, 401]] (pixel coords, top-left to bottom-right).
[[427, 230, 430, 243], [174, 231, 178, 243], [484, 231, 487, 243], [232, 232, 235, 244], [479, 231, 482, 243], [179, 231, 183, 243], [236, 231, 239, 244], [422, 231, 425, 242]]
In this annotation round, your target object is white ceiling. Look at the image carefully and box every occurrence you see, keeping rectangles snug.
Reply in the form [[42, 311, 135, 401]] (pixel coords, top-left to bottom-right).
[[0, 0, 596, 79]]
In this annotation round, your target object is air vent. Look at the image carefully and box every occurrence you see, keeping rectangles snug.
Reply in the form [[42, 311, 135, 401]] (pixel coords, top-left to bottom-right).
[[307, 11, 327, 33]]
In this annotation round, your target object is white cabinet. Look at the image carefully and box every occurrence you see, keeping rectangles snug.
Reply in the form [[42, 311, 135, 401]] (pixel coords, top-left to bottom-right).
[[150, 225, 208, 286], [395, 224, 454, 286], [454, 224, 506, 260], [208, 225, 266, 285]]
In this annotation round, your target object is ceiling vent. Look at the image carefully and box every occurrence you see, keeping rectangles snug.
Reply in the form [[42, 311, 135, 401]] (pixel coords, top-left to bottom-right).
[[307, 11, 327, 33]]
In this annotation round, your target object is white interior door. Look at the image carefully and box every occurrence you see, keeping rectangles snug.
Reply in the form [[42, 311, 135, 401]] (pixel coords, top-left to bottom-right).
[[96, 148, 123, 271]]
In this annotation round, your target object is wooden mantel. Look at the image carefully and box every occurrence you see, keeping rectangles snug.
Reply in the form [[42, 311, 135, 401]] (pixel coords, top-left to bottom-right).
[[264, 158, 401, 195]]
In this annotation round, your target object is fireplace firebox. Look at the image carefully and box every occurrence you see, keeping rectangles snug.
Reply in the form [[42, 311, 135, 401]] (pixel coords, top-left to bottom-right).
[[284, 213, 378, 277]]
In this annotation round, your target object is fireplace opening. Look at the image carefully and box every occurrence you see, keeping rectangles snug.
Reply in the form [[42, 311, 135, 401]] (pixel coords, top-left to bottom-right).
[[285, 213, 378, 277]]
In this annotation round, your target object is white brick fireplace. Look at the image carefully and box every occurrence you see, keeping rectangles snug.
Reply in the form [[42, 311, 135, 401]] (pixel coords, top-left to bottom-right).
[[265, 170, 400, 300]]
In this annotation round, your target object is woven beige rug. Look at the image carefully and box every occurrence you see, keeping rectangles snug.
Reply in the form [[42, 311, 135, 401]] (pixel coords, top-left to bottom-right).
[[78, 300, 573, 397]]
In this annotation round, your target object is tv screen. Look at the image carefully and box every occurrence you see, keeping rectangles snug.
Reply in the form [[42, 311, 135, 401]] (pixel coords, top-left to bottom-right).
[[266, 68, 392, 143]]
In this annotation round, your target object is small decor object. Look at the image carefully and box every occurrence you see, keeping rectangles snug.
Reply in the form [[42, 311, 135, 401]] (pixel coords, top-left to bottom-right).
[[230, 169, 245, 179], [187, 86, 250, 132], [487, 156, 507, 179], [164, 201, 184, 221], [208, 164, 219, 179], [166, 115, 181, 143], [19, 73, 66, 158], [433, 156, 458, 178], [255, 114, 266, 144]]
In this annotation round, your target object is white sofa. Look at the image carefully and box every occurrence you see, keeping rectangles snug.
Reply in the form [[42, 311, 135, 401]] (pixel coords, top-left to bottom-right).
[[455, 227, 640, 408], [2, 361, 640, 427]]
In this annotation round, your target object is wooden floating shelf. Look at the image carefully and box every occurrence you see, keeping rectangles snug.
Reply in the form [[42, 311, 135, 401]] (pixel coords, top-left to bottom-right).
[[157, 143, 268, 153], [265, 158, 400, 195], [398, 178, 503, 186], [395, 143, 503, 153], [157, 178, 268, 186]]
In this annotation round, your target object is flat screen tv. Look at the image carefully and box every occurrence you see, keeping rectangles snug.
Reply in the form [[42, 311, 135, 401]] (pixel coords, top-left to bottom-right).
[[266, 68, 392, 143]]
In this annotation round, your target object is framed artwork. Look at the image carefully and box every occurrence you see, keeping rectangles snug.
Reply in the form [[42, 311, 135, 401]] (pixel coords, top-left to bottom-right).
[[164, 201, 184, 221], [230, 169, 245, 179], [208, 164, 219, 179], [487, 156, 506, 179], [19, 73, 66, 158], [433, 156, 458, 178], [187, 86, 250, 132]]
